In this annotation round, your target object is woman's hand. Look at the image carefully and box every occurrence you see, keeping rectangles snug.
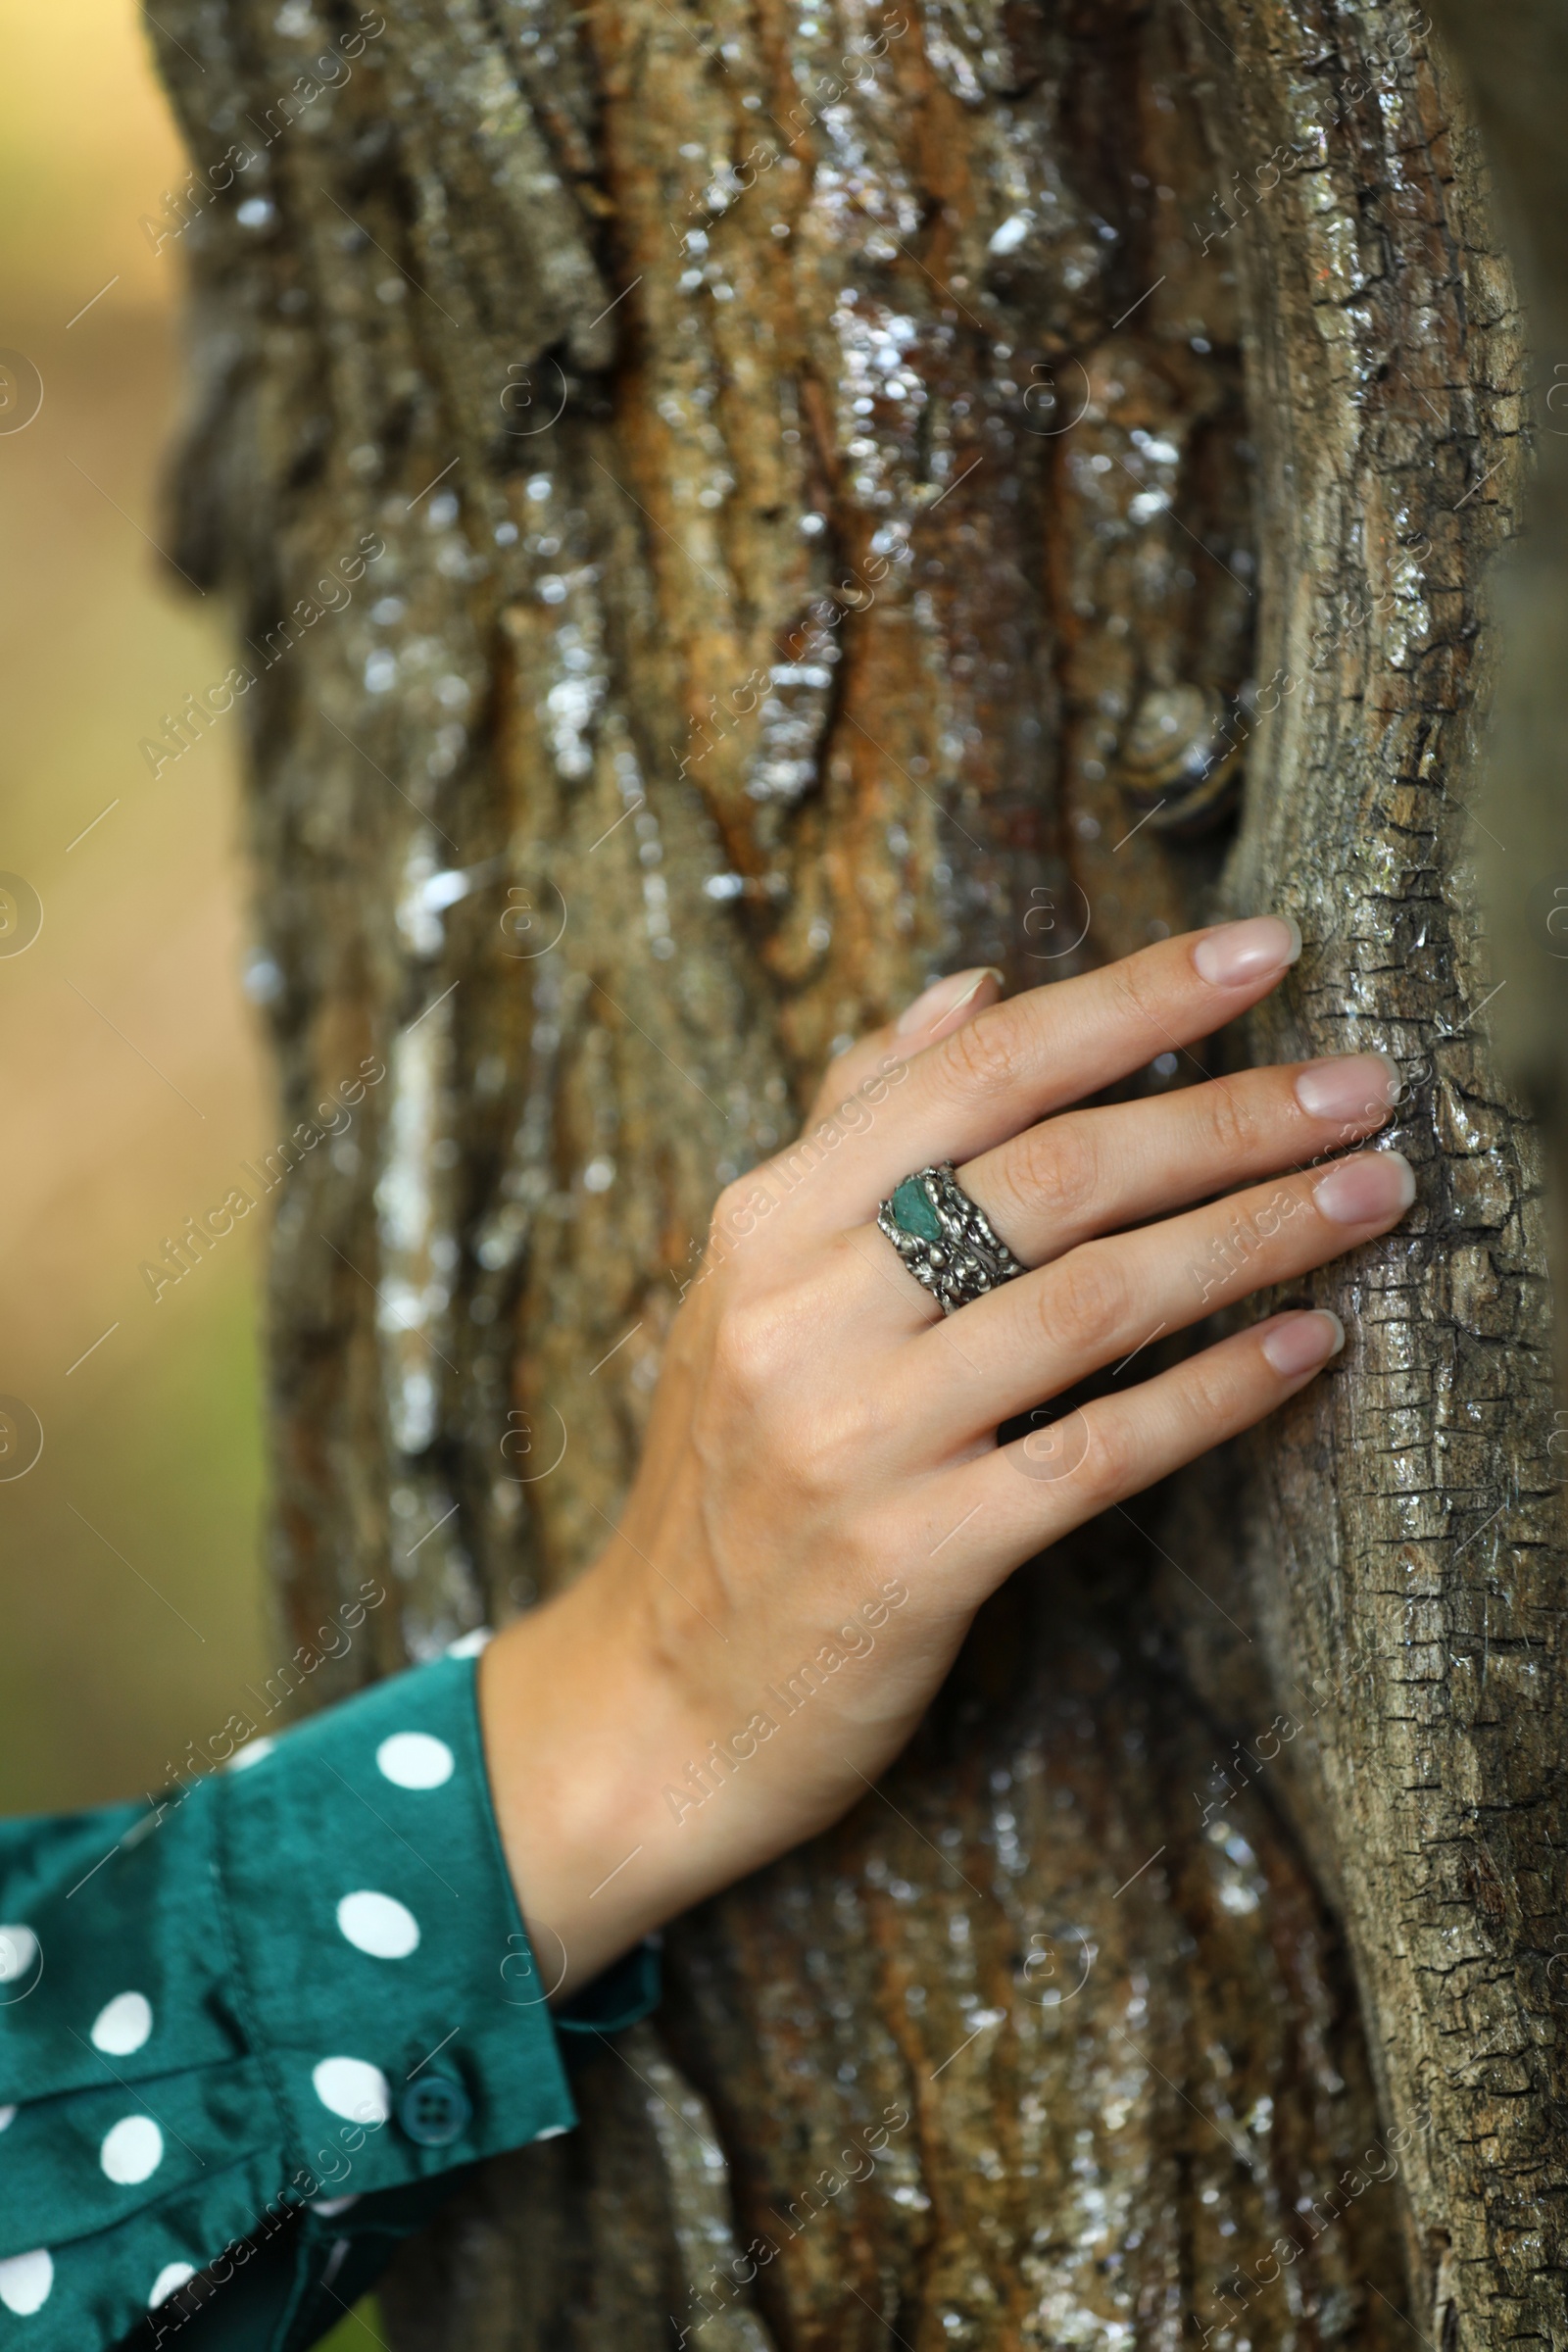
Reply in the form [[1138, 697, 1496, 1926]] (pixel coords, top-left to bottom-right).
[[478, 917, 1412, 1994]]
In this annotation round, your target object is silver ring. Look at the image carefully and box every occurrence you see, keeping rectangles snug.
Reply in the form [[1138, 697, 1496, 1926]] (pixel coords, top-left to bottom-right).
[[877, 1163, 1028, 1315]]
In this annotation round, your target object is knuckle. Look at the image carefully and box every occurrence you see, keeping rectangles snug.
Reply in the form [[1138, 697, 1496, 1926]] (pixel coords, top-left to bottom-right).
[[1182, 1347, 1245, 1433], [1079, 1411, 1136, 1499], [708, 1184, 746, 1251], [710, 1293, 792, 1399], [1008, 1116, 1099, 1230], [791, 1417, 863, 1502], [779, 1415, 835, 1501], [1042, 1244, 1127, 1352], [780, 1392, 879, 1505], [710, 1175, 767, 1238], [1197, 1079, 1258, 1167], [835, 1382, 897, 1458], [1105, 952, 1168, 1037], [800, 1379, 897, 1488], [940, 1005, 1031, 1102]]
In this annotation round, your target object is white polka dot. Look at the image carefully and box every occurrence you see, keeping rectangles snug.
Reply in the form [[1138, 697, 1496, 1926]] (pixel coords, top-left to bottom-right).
[[0, 1926, 38, 1984], [149, 2263, 195, 2309], [310, 2195, 360, 2218], [445, 1627, 493, 1658], [336, 1890, 420, 1960], [0, 2105, 15, 2132], [0, 2249, 52, 2316], [535, 2124, 569, 2139], [375, 1732, 453, 1789], [225, 1737, 275, 1772], [101, 2115, 164, 2186], [312, 2057, 392, 2126], [91, 1991, 153, 2056]]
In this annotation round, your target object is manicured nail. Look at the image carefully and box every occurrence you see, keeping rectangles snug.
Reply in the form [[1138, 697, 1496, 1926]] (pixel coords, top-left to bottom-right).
[[1294, 1052, 1401, 1124], [1193, 915, 1302, 988], [1313, 1150, 1415, 1224], [896, 966, 1004, 1036], [1261, 1309, 1345, 1377]]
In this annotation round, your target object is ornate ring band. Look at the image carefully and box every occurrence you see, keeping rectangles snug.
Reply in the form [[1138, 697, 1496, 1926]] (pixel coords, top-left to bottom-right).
[[876, 1163, 1028, 1315]]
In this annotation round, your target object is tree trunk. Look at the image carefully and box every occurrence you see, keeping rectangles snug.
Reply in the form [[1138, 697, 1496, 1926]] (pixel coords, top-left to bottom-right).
[[145, 2, 1564, 2346]]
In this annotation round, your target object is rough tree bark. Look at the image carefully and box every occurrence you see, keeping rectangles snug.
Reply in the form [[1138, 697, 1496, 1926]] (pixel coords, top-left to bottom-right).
[[145, 1, 1564, 2346]]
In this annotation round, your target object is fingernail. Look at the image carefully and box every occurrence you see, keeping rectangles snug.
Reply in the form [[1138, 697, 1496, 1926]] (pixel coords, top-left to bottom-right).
[[896, 966, 1003, 1036], [1313, 1150, 1416, 1225], [1294, 1052, 1401, 1123], [1193, 914, 1302, 988], [1261, 1309, 1345, 1377]]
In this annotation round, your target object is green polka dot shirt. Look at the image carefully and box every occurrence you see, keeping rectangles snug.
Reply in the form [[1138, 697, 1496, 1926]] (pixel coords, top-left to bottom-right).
[[0, 1647, 659, 2352]]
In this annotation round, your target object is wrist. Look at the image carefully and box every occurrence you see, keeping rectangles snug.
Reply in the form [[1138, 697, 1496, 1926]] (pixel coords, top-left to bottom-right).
[[476, 1556, 725, 1995]]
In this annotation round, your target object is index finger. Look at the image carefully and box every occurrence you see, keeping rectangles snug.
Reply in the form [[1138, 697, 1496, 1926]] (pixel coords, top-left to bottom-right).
[[784, 916, 1303, 1231]]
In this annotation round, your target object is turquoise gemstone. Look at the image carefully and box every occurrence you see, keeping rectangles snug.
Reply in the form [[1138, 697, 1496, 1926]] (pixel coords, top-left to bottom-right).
[[891, 1176, 941, 1242]]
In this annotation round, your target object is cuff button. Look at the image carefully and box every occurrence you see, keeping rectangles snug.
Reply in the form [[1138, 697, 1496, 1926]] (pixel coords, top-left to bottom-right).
[[396, 2071, 471, 2148]]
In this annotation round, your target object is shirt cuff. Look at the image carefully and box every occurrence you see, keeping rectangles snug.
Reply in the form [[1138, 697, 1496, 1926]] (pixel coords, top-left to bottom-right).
[[555, 1935, 663, 2035], [214, 1651, 576, 2192]]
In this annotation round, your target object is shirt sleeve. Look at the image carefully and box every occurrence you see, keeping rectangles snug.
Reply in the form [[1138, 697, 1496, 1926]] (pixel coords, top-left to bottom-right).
[[0, 1649, 657, 2352]]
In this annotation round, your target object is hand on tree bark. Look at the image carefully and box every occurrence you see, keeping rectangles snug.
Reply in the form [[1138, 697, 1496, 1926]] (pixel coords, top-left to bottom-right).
[[477, 916, 1414, 1995]]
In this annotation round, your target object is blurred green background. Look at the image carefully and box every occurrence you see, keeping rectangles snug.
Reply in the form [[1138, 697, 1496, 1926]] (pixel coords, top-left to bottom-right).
[[0, 9, 372, 2342], [0, 2, 270, 1816]]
